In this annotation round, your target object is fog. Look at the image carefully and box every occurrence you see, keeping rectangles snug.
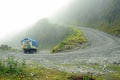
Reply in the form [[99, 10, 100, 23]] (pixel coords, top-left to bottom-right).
[[1, 18, 70, 49], [50, 0, 111, 25], [0, 0, 118, 48], [0, 0, 73, 40]]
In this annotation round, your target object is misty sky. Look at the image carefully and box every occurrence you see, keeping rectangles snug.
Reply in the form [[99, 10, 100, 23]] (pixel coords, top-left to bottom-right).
[[0, 0, 73, 39]]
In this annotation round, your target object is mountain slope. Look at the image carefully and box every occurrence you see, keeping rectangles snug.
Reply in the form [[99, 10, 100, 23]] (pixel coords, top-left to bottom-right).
[[51, 0, 120, 37], [1, 18, 84, 49], [26, 18, 70, 49]]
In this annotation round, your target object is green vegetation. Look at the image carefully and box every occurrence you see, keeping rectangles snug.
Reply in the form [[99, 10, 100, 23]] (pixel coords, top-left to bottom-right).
[[0, 56, 26, 75], [0, 56, 69, 80], [59, 62, 120, 80], [68, 75, 96, 80], [0, 44, 19, 52], [51, 27, 87, 53], [94, 24, 120, 37], [8, 18, 77, 49], [0, 56, 120, 80], [0, 44, 12, 50], [95, 73, 120, 80], [53, 0, 120, 37], [87, 0, 120, 37], [0, 56, 94, 80], [28, 18, 71, 49]]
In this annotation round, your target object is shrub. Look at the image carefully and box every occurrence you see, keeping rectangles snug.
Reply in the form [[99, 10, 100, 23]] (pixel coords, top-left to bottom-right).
[[51, 27, 87, 53], [0, 56, 26, 75], [0, 44, 11, 50]]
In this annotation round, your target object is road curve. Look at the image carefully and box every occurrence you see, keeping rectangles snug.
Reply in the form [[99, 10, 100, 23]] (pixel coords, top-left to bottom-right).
[[1, 27, 120, 73]]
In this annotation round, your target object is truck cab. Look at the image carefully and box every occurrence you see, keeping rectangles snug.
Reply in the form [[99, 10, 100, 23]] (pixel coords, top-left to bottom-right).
[[21, 38, 38, 53]]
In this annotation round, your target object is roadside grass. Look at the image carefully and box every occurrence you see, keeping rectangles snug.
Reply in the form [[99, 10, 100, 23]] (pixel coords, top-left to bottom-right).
[[0, 56, 70, 80], [91, 25, 120, 38], [59, 63, 120, 80], [59, 63, 102, 71], [1, 67, 70, 80], [51, 26, 87, 53], [106, 64, 120, 72], [61, 62, 120, 71], [0, 56, 120, 80], [0, 56, 96, 80], [0, 56, 26, 75], [95, 72, 120, 80]]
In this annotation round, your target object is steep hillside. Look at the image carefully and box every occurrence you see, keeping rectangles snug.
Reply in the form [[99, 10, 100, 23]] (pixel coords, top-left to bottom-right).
[[51, 27, 87, 53], [95, 0, 120, 37], [51, 0, 120, 37]]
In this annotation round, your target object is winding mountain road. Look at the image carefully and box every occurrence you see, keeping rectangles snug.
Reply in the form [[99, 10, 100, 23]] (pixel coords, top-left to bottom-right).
[[1, 27, 120, 73]]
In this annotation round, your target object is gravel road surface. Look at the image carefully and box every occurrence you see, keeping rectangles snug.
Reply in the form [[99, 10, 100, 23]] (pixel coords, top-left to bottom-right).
[[0, 27, 120, 73]]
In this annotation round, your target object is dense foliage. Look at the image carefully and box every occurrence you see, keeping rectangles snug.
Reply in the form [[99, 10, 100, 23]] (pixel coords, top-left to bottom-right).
[[51, 27, 87, 53]]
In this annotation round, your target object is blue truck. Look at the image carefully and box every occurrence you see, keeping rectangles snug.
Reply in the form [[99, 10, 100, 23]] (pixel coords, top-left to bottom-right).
[[21, 38, 38, 53]]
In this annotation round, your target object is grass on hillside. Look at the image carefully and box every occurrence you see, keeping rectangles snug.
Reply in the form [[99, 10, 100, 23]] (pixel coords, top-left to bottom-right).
[[51, 27, 87, 53], [97, 26, 120, 37], [86, 21, 120, 37]]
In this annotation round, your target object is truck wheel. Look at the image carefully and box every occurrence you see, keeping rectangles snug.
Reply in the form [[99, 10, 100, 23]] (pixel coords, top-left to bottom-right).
[[29, 49, 33, 53], [24, 49, 27, 53], [34, 49, 36, 53], [33, 49, 37, 53]]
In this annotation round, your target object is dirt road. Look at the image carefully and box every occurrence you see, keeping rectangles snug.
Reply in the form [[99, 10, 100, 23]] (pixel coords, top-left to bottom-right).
[[1, 27, 120, 73]]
